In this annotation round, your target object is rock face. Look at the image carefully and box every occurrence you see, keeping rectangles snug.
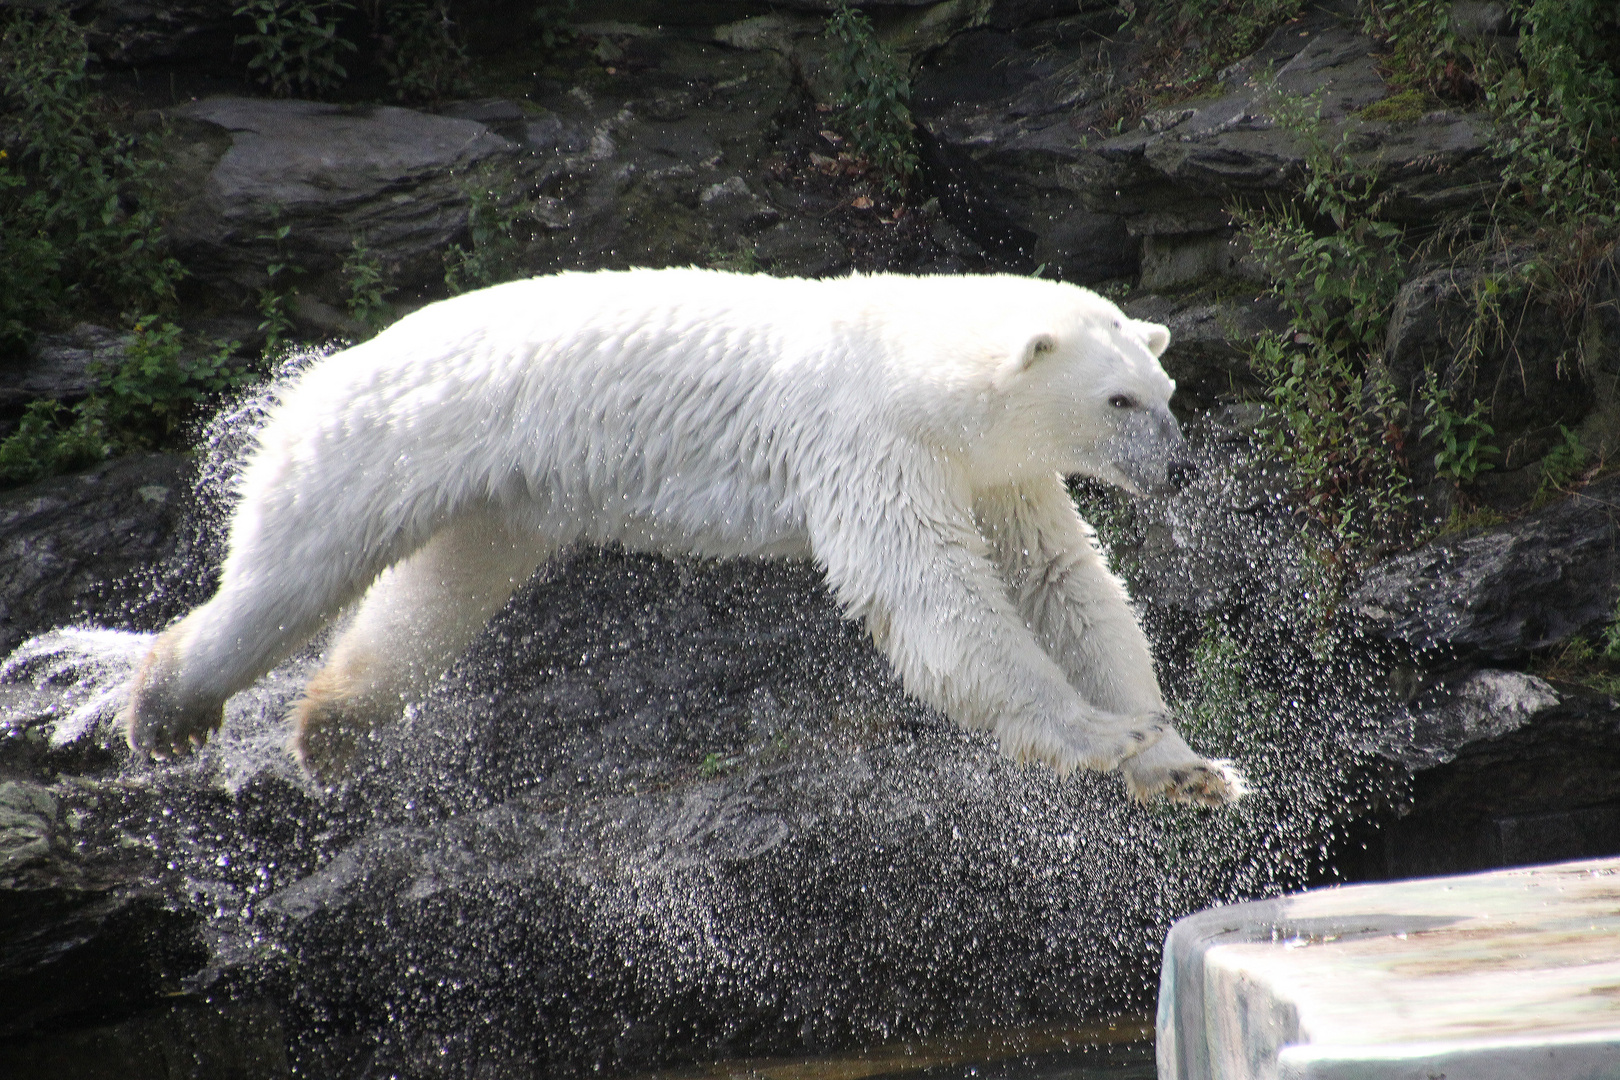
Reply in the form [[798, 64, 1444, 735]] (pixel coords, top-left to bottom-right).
[[163, 98, 521, 304], [0, 538, 1271, 1076], [0, 324, 124, 413], [1352, 473, 1620, 663], [1361, 671, 1620, 878], [0, 453, 205, 656], [911, 3, 1492, 287], [4, 0, 1620, 1074]]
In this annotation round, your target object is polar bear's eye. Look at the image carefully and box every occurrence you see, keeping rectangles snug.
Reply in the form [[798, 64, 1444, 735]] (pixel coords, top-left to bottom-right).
[[1108, 394, 1137, 409]]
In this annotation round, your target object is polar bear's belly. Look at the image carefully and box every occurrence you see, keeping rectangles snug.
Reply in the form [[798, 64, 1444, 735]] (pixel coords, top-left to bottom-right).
[[514, 459, 814, 562]]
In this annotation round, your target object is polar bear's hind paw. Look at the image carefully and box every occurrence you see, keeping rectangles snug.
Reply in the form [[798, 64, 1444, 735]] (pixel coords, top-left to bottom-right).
[[122, 639, 225, 760]]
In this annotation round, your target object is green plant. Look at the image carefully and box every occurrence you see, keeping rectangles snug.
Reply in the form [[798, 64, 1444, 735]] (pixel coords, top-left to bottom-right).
[[0, 401, 107, 486], [1418, 368, 1498, 485], [1238, 94, 1412, 567], [234, 0, 356, 99], [0, 319, 249, 488], [1533, 633, 1620, 697], [0, 6, 184, 351], [1436, 502, 1506, 536], [1356, 89, 1439, 123], [1483, 2, 1619, 252], [1603, 597, 1620, 663], [444, 181, 525, 294], [532, 0, 577, 52], [375, 0, 470, 104], [1120, 0, 1305, 90], [705, 243, 761, 274], [342, 236, 395, 336], [100, 319, 248, 438], [255, 222, 302, 355], [1536, 423, 1590, 499], [1363, 0, 1468, 97], [824, 4, 918, 196]]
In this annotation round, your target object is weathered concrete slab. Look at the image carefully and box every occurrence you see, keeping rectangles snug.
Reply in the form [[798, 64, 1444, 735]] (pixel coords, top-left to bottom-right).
[[1158, 857, 1620, 1080]]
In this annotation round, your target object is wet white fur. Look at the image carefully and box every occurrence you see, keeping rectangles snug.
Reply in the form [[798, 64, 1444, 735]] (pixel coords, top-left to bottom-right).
[[125, 268, 1242, 801]]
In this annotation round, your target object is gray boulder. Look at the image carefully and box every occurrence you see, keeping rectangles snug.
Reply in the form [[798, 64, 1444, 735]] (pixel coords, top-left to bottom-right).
[[1357, 670, 1620, 878], [0, 452, 205, 656], [163, 97, 520, 303], [1351, 473, 1620, 663], [0, 323, 124, 411]]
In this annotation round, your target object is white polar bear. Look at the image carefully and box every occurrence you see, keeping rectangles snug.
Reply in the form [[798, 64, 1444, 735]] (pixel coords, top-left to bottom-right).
[[122, 268, 1243, 805]]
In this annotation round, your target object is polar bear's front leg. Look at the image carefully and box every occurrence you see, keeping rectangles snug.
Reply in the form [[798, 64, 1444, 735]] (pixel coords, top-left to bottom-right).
[[974, 477, 1245, 805], [815, 470, 1168, 776], [292, 511, 550, 783]]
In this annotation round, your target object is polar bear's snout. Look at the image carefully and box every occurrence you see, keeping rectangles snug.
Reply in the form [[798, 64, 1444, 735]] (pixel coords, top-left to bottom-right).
[[1106, 403, 1188, 495]]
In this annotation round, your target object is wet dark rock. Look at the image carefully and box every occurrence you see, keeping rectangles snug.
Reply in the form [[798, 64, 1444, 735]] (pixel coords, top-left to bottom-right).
[[0, 453, 204, 656], [913, 6, 1492, 289], [1382, 259, 1598, 479], [1, 323, 123, 411], [510, 39, 807, 276], [0, 999, 291, 1080], [1353, 670, 1620, 879], [1123, 293, 1288, 408], [1376, 668, 1563, 773], [0, 548, 1230, 1076], [161, 98, 521, 304], [81, 0, 239, 68], [1351, 474, 1620, 664], [0, 773, 209, 1041]]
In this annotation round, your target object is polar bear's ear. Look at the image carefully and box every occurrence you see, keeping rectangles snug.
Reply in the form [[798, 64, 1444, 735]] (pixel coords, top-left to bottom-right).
[[1008, 332, 1058, 376], [1137, 320, 1171, 358]]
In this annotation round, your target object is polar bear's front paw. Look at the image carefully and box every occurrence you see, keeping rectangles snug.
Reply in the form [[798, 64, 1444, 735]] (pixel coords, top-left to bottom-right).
[[122, 639, 226, 760], [1120, 729, 1246, 806], [1049, 709, 1168, 774]]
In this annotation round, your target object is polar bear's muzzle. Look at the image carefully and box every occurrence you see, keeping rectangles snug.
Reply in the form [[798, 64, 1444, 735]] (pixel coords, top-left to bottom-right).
[[1106, 405, 1189, 495]]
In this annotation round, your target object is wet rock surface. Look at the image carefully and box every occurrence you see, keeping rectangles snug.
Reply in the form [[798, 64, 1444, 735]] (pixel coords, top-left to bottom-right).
[[161, 98, 522, 303], [0, 453, 206, 656], [4, 0, 1620, 1074], [0, 546, 1212, 1076], [1351, 473, 1620, 663]]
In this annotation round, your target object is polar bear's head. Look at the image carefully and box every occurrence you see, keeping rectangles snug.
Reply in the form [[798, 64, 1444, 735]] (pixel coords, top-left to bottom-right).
[[980, 285, 1185, 495]]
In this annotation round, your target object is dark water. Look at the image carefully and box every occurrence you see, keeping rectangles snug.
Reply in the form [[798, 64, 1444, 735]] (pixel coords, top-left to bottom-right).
[[634, 1025, 1155, 1080]]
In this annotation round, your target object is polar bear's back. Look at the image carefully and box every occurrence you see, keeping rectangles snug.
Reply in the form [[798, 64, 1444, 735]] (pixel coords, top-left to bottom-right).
[[235, 269, 1100, 562]]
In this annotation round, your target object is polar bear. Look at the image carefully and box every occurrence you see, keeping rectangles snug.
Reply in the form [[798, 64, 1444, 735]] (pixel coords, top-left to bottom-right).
[[122, 268, 1243, 805]]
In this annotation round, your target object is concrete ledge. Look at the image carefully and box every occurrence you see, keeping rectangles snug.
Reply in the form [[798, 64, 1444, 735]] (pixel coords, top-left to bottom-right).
[[1157, 857, 1620, 1080]]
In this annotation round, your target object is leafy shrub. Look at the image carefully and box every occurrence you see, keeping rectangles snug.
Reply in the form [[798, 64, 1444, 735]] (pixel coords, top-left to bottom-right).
[[1238, 96, 1412, 565], [1536, 424, 1590, 499], [254, 222, 302, 355], [1418, 369, 1498, 486], [444, 181, 526, 294], [343, 236, 396, 336], [0, 319, 248, 488], [376, 0, 471, 104], [1122, 0, 1305, 88], [824, 4, 918, 196], [0, 6, 184, 351], [532, 0, 577, 52], [234, 0, 357, 99]]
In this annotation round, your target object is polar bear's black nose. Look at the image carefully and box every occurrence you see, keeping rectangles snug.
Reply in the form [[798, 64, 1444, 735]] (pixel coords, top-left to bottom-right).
[[1167, 458, 1197, 491]]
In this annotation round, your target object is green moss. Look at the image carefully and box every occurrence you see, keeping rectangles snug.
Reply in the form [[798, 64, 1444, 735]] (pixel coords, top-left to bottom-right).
[[1357, 89, 1440, 122]]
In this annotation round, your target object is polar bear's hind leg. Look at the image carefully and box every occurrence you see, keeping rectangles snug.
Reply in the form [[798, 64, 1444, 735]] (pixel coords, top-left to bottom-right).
[[291, 510, 550, 782]]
